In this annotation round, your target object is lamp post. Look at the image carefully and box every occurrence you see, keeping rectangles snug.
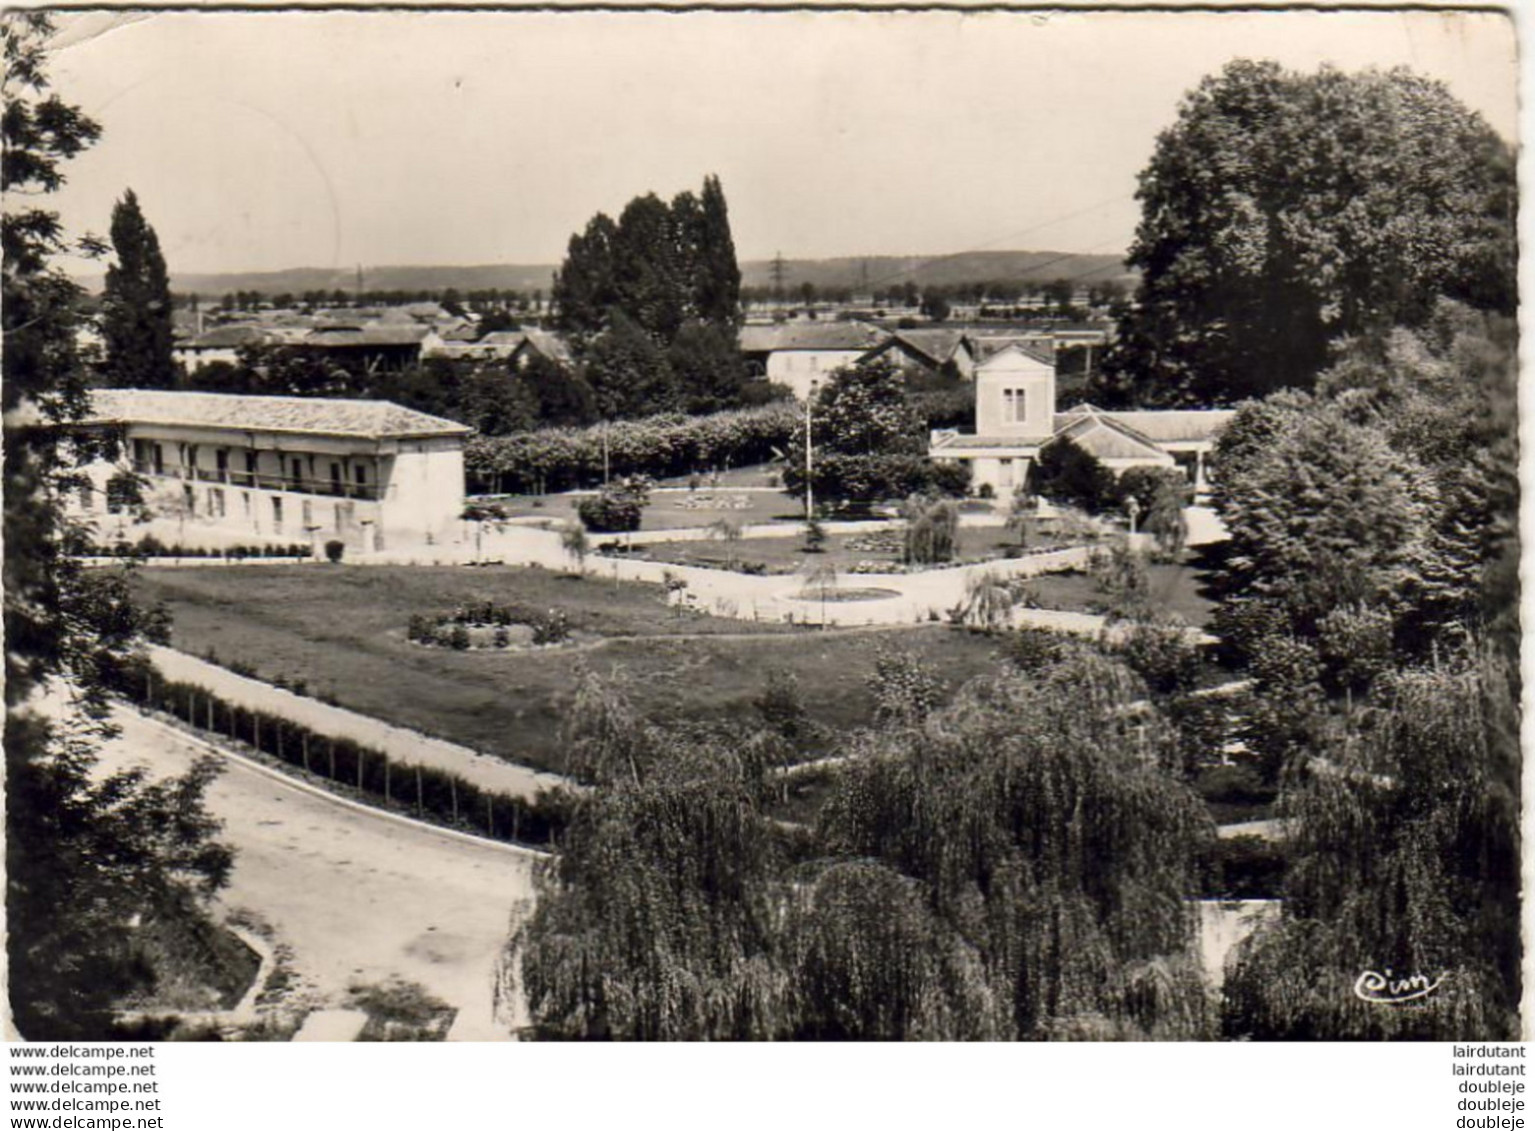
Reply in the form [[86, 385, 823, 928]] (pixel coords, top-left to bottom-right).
[[803, 379, 818, 522]]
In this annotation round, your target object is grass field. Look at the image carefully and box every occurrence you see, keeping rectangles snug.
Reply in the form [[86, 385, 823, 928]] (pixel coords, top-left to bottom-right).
[[1024, 559, 1218, 628], [134, 565, 1009, 776]]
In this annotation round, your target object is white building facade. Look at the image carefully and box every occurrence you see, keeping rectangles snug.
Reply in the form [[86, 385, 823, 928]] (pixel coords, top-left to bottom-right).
[[79, 390, 471, 552], [929, 345, 1235, 496]]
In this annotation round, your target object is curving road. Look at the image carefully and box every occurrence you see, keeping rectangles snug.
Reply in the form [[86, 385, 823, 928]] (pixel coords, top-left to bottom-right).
[[93, 704, 539, 1040]]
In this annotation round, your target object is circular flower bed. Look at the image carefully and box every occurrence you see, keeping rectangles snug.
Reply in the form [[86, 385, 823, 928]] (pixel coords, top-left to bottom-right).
[[407, 600, 572, 651], [675, 492, 753, 511]]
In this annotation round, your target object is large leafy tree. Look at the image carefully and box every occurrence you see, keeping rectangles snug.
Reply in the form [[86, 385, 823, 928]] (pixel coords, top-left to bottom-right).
[[101, 188, 177, 388], [4, 13, 232, 1038], [781, 357, 933, 511], [1103, 60, 1516, 406]]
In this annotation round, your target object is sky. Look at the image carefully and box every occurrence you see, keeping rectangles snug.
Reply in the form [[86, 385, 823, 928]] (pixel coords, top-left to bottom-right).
[[39, 7, 1520, 277]]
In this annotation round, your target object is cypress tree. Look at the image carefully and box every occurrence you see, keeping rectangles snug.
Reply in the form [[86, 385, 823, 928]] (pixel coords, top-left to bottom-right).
[[101, 188, 176, 388]]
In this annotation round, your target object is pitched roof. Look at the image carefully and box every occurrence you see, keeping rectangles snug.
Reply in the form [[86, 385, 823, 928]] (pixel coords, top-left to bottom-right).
[[974, 341, 1055, 369], [880, 328, 970, 366], [929, 432, 1049, 451], [179, 325, 273, 350], [1049, 406, 1170, 461], [87, 389, 471, 440], [304, 324, 430, 348], [1091, 409, 1237, 444], [514, 329, 574, 364], [739, 323, 889, 354]]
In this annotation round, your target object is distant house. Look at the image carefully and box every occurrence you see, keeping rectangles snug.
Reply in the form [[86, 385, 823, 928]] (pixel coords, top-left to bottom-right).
[[738, 322, 890, 398], [422, 328, 524, 361], [77, 389, 471, 551], [928, 344, 1234, 495], [301, 323, 428, 371], [173, 325, 274, 371], [859, 328, 978, 380], [509, 329, 574, 370]]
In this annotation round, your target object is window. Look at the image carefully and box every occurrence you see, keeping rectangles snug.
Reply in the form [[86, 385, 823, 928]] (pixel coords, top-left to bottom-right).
[[329, 462, 342, 490], [216, 449, 229, 477], [355, 465, 368, 486], [245, 450, 258, 475], [291, 458, 304, 483], [242, 491, 251, 517], [209, 488, 226, 518], [153, 444, 165, 475], [272, 497, 283, 532], [1003, 388, 1028, 425]]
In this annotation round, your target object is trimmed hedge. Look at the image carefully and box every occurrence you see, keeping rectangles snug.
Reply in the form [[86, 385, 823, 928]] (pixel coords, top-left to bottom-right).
[[89, 535, 314, 560], [464, 402, 799, 494], [107, 657, 567, 849]]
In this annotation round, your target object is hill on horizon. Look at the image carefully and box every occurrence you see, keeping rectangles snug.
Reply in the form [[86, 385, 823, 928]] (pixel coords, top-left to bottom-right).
[[73, 249, 1130, 298]]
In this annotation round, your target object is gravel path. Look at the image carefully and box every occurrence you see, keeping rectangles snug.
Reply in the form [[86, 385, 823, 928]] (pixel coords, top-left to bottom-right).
[[92, 704, 539, 1040]]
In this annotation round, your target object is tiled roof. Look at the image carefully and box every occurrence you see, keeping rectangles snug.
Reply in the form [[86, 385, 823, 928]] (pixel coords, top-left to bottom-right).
[[930, 433, 1049, 452], [739, 323, 889, 353], [305, 324, 430, 348], [180, 325, 273, 349], [890, 328, 969, 365], [974, 340, 1055, 368], [516, 329, 574, 364], [87, 389, 471, 440], [1093, 409, 1237, 444], [1050, 409, 1169, 461]]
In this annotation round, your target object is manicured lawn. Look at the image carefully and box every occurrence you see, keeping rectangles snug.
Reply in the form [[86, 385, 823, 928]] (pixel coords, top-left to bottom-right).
[[1024, 558, 1218, 628], [134, 565, 1007, 776]]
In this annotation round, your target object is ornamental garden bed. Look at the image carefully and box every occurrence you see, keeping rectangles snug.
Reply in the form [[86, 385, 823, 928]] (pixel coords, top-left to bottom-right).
[[407, 600, 573, 650]]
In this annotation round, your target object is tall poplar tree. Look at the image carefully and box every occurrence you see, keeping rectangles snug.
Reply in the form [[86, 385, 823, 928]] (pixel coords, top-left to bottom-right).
[[101, 188, 176, 388]]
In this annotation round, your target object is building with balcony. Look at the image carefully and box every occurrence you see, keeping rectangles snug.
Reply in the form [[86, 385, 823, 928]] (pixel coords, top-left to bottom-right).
[[79, 389, 471, 551]]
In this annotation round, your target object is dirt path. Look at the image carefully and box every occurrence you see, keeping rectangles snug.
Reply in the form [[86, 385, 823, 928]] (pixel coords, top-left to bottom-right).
[[148, 644, 568, 799], [93, 705, 539, 1040]]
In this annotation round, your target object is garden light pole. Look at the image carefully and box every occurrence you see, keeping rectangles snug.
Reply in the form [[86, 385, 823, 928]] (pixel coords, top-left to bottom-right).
[[804, 379, 818, 522]]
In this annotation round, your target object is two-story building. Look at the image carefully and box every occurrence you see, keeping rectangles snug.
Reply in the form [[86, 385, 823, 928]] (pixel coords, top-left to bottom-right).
[[928, 344, 1235, 495], [738, 323, 891, 398], [80, 389, 471, 551]]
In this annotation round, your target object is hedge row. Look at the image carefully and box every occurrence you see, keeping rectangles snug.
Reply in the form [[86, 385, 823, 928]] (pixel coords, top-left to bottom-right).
[[108, 658, 567, 848], [89, 536, 314, 560], [464, 402, 800, 494]]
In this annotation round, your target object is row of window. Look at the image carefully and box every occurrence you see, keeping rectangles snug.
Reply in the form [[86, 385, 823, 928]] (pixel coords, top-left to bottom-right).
[[131, 439, 371, 487]]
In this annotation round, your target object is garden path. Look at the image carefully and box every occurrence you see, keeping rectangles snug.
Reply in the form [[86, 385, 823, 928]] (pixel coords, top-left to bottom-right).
[[90, 703, 538, 1040]]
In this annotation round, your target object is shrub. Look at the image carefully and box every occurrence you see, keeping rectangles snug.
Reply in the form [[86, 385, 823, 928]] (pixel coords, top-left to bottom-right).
[[902, 496, 959, 565], [448, 623, 471, 651], [925, 459, 972, 499], [1031, 435, 1118, 513], [1114, 614, 1202, 697], [577, 476, 652, 534], [324, 539, 345, 563], [529, 609, 571, 646]]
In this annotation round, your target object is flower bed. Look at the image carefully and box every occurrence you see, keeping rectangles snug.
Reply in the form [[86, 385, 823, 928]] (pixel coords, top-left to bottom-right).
[[407, 600, 572, 650], [674, 492, 754, 512]]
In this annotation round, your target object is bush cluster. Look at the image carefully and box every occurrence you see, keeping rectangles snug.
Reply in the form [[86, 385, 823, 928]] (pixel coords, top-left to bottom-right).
[[107, 658, 567, 847], [465, 403, 799, 495], [576, 477, 652, 534]]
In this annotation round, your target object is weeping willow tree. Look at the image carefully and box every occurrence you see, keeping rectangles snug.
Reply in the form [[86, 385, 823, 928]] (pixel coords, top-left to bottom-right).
[[818, 649, 1216, 1039], [518, 672, 794, 1040], [520, 649, 1217, 1041], [903, 495, 959, 565], [1222, 643, 1519, 1039]]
